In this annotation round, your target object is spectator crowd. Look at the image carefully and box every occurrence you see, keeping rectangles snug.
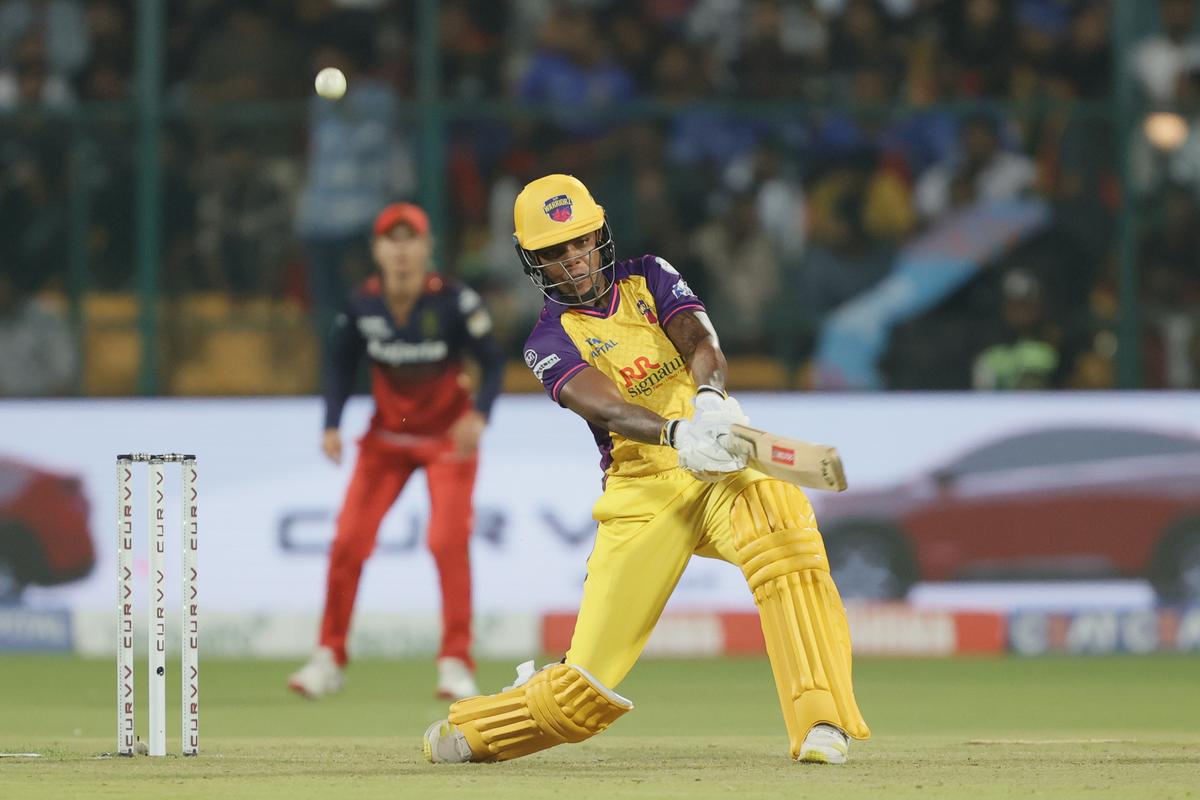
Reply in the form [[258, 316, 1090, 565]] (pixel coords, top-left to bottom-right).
[[1, 0, 1199, 394]]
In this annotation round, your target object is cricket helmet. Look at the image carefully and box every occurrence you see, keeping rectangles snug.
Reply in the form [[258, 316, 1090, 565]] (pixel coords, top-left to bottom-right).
[[512, 174, 615, 306]]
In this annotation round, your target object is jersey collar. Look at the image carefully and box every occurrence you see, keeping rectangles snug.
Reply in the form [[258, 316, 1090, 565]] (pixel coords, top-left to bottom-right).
[[569, 282, 620, 319]]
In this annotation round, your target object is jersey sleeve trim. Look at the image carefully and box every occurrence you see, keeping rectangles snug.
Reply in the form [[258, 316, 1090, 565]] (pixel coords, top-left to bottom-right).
[[551, 362, 589, 404], [660, 302, 705, 327]]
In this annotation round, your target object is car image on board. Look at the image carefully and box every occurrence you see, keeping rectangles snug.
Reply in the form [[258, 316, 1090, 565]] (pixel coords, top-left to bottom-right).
[[0, 457, 94, 604], [815, 426, 1200, 603]]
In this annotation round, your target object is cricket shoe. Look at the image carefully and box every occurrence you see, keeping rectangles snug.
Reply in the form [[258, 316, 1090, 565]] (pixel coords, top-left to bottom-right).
[[435, 657, 479, 700], [797, 723, 849, 765], [423, 719, 473, 764], [287, 647, 344, 699]]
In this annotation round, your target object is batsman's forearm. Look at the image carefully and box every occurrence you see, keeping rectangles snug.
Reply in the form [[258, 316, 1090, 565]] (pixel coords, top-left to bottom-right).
[[687, 338, 727, 392], [583, 398, 670, 446]]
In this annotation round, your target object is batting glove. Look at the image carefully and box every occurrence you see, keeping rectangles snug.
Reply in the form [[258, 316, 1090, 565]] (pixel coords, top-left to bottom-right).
[[661, 386, 751, 481], [693, 384, 750, 428]]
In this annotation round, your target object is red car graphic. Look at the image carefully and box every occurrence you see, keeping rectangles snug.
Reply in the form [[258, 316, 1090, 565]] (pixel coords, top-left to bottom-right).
[[815, 426, 1200, 602], [0, 458, 94, 603]]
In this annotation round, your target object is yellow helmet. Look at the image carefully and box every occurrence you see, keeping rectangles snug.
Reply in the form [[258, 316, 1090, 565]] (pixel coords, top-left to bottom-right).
[[513, 174, 605, 251], [513, 174, 616, 306]]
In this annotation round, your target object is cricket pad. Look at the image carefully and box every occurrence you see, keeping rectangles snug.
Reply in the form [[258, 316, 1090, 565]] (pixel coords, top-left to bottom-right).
[[447, 663, 633, 762], [731, 480, 871, 755]]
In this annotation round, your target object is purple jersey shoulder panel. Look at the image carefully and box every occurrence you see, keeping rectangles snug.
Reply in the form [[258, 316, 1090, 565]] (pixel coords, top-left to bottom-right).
[[524, 305, 588, 404], [621, 254, 706, 326]]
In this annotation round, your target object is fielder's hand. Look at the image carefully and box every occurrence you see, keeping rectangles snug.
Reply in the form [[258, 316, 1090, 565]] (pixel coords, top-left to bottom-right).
[[321, 428, 342, 465], [448, 409, 486, 456]]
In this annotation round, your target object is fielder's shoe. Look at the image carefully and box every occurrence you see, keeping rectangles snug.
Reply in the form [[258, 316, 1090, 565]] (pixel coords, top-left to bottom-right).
[[797, 723, 849, 765], [423, 719, 473, 764], [287, 647, 344, 699], [435, 657, 479, 700]]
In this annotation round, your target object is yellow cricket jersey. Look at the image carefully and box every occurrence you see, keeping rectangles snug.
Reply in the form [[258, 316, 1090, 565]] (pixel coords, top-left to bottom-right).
[[524, 255, 705, 477]]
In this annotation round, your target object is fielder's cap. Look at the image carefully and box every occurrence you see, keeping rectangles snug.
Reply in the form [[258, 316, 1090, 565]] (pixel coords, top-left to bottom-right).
[[373, 202, 430, 237]]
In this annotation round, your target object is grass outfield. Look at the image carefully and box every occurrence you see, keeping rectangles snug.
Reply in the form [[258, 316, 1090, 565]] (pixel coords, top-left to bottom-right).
[[1, 655, 1197, 799]]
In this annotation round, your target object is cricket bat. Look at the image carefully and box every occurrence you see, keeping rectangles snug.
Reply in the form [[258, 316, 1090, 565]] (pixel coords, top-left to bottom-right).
[[730, 424, 848, 492]]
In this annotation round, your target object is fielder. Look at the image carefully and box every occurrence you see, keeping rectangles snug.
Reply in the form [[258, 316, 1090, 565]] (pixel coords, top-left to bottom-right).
[[422, 175, 870, 764], [290, 202, 504, 701]]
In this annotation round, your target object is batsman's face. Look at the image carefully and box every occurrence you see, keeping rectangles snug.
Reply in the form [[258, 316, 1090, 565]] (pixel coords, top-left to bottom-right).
[[373, 224, 431, 293], [535, 229, 604, 299]]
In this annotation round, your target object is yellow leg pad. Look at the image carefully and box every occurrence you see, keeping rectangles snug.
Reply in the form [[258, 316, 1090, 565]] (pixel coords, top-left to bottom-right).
[[447, 663, 633, 762], [731, 480, 871, 755]]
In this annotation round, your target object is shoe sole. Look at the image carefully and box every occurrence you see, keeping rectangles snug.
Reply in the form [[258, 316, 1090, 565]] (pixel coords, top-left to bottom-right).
[[797, 747, 847, 765]]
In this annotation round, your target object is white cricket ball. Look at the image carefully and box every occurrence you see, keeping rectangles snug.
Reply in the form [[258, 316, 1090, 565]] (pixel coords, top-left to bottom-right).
[[314, 67, 347, 100], [1144, 111, 1188, 151], [135, 739, 149, 756]]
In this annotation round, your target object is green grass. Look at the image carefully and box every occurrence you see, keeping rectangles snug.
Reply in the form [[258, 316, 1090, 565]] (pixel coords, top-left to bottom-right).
[[1, 655, 1198, 799]]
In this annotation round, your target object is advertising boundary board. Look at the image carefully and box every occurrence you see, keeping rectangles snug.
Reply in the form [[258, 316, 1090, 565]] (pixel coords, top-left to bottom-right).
[[1, 392, 1197, 657]]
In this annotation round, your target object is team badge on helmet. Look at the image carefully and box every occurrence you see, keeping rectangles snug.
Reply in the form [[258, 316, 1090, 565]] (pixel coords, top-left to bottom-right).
[[542, 194, 573, 223]]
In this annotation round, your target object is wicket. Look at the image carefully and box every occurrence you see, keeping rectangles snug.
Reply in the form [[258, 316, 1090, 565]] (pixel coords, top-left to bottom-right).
[[116, 453, 199, 757]]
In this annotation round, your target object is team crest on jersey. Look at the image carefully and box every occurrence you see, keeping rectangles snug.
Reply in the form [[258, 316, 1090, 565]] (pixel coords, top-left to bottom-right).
[[421, 310, 440, 338], [636, 298, 658, 325], [543, 194, 573, 222]]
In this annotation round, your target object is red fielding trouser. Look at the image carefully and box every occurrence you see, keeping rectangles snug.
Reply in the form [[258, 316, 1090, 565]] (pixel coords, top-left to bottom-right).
[[319, 433, 477, 668]]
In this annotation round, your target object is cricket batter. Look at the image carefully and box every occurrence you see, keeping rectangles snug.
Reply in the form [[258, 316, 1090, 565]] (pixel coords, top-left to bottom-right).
[[422, 175, 870, 763], [289, 202, 504, 701]]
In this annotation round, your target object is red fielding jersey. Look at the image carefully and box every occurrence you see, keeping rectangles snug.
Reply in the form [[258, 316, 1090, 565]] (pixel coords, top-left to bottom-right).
[[324, 274, 504, 437]]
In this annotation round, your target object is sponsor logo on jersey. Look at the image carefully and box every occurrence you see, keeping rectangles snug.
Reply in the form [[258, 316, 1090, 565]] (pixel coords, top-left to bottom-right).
[[357, 316, 392, 338], [458, 287, 482, 313], [466, 308, 492, 338], [524, 349, 538, 367], [532, 354, 560, 380], [543, 194, 573, 222], [636, 298, 658, 325], [619, 354, 687, 398], [584, 337, 619, 358], [367, 339, 448, 365], [655, 256, 679, 275], [671, 280, 695, 299]]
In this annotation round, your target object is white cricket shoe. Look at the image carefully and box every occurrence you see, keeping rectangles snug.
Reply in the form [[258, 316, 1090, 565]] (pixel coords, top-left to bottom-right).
[[422, 718, 473, 764], [287, 647, 344, 699], [797, 723, 849, 765], [435, 657, 479, 700]]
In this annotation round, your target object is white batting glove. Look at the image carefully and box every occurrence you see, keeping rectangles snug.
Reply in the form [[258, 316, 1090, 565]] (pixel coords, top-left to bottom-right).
[[693, 385, 749, 427], [661, 385, 751, 481], [664, 418, 746, 481], [693, 385, 752, 462]]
